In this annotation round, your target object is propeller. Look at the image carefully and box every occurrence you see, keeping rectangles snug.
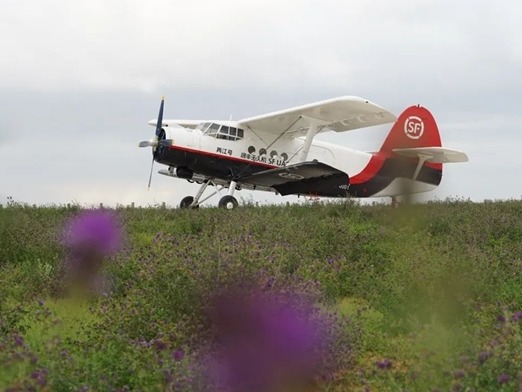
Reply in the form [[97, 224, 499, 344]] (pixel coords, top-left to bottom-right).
[[147, 156, 155, 189], [155, 97, 165, 138], [139, 97, 165, 190]]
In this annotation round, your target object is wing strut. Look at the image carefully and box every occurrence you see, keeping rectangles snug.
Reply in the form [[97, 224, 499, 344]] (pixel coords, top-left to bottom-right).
[[412, 154, 432, 181], [298, 116, 327, 162]]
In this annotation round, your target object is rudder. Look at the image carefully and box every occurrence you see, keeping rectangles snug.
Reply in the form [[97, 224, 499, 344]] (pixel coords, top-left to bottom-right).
[[379, 105, 442, 154]]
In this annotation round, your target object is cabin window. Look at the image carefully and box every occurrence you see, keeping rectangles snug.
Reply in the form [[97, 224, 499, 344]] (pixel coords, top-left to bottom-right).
[[216, 126, 229, 140], [203, 123, 245, 141], [218, 126, 239, 141]]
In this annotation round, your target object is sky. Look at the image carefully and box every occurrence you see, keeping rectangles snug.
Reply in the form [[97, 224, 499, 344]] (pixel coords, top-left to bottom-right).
[[0, 0, 521, 207]]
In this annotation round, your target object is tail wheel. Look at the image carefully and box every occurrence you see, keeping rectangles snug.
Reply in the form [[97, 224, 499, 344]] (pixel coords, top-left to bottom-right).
[[218, 195, 238, 210], [180, 196, 198, 209]]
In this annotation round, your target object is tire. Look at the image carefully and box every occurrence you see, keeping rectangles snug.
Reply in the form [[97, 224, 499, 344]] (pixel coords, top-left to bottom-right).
[[218, 195, 239, 210], [180, 196, 198, 209]]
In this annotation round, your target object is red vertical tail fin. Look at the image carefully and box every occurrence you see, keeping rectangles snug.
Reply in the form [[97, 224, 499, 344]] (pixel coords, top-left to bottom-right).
[[379, 105, 442, 155]]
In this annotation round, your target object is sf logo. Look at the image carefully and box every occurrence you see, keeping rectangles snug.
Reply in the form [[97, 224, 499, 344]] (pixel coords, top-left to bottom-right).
[[404, 116, 424, 140]]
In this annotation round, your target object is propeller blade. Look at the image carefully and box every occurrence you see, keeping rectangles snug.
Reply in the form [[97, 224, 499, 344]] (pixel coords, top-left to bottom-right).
[[139, 140, 158, 148], [155, 97, 165, 137], [147, 156, 155, 190], [143, 98, 165, 190]]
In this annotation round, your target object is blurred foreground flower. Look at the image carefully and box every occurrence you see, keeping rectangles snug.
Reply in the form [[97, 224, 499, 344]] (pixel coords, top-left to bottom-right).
[[204, 287, 344, 392], [63, 209, 122, 255], [478, 351, 490, 365], [61, 210, 122, 296], [511, 310, 522, 322], [498, 373, 510, 385], [376, 359, 392, 370]]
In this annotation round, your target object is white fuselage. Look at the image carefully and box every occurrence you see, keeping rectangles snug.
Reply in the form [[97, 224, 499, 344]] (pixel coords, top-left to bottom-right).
[[160, 122, 437, 197]]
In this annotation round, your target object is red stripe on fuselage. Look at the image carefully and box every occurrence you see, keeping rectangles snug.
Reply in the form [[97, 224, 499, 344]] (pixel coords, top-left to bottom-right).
[[350, 153, 385, 184], [167, 145, 279, 169]]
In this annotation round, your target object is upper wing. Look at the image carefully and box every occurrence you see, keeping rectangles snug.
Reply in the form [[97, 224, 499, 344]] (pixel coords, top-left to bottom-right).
[[148, 119, 203, 129], [237, 96, 396, 138], [239, 161, 350, 197]]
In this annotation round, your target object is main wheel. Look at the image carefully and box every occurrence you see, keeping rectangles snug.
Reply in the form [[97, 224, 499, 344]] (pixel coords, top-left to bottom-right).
[[218, 195, 238, 210], [180, 196, 198, 209]]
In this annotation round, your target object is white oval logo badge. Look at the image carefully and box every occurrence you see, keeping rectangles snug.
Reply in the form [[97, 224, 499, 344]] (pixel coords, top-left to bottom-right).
[[404, 116, 424, 140], [279, 172, 303, 180]]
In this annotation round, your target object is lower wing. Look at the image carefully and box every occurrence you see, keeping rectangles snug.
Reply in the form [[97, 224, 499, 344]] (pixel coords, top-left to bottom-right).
[[238, 161, 350, 197]]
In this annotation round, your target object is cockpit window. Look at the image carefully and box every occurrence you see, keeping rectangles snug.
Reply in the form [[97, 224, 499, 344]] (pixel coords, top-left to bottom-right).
[[195, 122, 209, 131], [203, 123, 245, 141]]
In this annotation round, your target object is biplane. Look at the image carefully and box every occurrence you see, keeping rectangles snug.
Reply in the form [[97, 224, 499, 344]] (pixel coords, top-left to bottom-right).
[[139, 96, 468, 209]]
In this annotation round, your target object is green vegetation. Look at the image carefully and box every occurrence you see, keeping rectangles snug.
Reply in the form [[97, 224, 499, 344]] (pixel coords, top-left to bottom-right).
[[1, 199, 522, 391]]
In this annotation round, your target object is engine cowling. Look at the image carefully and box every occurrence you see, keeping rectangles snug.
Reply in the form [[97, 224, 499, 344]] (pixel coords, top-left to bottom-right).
[[174, 166, 193, 180]]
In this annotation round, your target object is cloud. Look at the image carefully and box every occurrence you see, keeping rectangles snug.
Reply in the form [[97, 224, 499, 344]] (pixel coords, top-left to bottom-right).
[[2, 0, 520, 97], [0, 0, 520, 205]]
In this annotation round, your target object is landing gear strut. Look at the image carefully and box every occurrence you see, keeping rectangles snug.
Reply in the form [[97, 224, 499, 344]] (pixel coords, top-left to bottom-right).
[[218, 180, 238, 210], [179, 179, 239, 209], [391, 196, 400, 208]]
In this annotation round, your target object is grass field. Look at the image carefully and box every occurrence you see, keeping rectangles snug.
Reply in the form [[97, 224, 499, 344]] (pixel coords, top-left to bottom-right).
[[1, 199, 522, 391]]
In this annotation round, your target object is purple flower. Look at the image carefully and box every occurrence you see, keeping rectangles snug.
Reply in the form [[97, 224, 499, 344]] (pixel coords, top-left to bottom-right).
[[206, 289, 331, 391], [29, 354, 38, 365], [498, 373, 510, 384], [172, 350, 184, 361], [60, 349, 72, 361], [153, 339, 167, 351], [497, 314, 506, 323], [511, 311, 522, 322], [376, 359, 392, 370], [63, 210, 122, 256], [478, 351, 490, 365], [61, 210, 122, 295], [30, 369, 48, 387], [13, 335, 24, 347]]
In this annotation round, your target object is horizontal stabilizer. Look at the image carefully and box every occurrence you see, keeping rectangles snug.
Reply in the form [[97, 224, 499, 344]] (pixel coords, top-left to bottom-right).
[[393, 147, 468, 163], [239, 161, 349, 197]]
